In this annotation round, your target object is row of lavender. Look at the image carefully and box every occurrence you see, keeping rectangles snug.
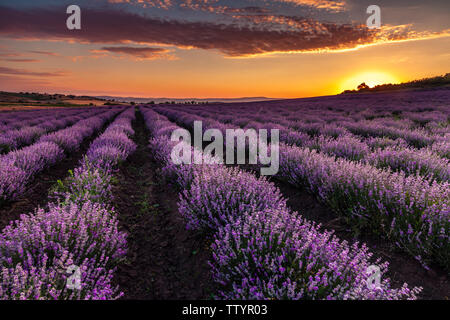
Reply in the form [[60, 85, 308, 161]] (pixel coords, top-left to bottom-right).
[[153, 106, 449, 272], [0, 108, 89, 130], [159, 106, 449, 183], [192, 89, 449, 137], [0, 107, 136, 299], [220, 109, 448, 182], [177, 100, 449, 158], [248, 111, 448, 159], [0, 108, 103, 153], [0, 108, 121, 205], [141, 106, 421, 300], [180, 103, 448, 157]]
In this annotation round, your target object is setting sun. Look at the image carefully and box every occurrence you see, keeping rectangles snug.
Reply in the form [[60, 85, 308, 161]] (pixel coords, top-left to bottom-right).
[[339, 71, 401, 92]]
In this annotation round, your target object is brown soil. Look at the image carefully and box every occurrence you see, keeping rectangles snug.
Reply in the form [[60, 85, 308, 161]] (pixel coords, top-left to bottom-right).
[[112, 109, 215, 300], [0, 116, 117, 231]]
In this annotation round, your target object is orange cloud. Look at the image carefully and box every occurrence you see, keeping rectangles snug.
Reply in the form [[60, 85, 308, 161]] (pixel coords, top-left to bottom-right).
[[92, 46, 176, 60], [108, 0, 346, 12], [108, 0, 173, 9], [273, 0, 346, 11]]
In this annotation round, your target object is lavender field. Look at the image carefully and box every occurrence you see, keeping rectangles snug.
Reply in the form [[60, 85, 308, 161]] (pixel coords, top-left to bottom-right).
[[0, 89, 448, 300]]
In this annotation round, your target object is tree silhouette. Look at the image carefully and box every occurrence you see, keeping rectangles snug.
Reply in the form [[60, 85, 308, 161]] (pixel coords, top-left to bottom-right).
[[357, 82, 370, 91]]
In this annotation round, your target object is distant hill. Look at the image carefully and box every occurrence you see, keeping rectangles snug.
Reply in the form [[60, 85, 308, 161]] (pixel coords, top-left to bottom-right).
[[0, 91, 114, 108], [95, 96, 278, 104], [342, 73, 450, 94], [0, 91, 279, 108], [0, 90, 279, 109]]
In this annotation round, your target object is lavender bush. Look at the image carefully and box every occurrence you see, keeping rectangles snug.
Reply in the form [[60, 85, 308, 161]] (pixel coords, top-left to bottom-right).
[[51, 160, 113, 206], [2, 142, 64, 176], [178, 166, 287, 232], [0, 201, 126, 300], [430, 139, 450, 159], [0, 110, 120, 204], [310, 134, 370, 161], [210, 208, 421, 300], [368, 146, 450, 182], [0, 159, 27, 204], [278, 144, 450, 269]]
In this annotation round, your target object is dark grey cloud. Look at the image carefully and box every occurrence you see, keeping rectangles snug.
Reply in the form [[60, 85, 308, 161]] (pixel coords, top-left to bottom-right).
[[0, 5, 447, 57]]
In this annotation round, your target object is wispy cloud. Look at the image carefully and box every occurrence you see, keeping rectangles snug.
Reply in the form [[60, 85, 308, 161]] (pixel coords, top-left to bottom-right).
[[1, 58, 40, 62], [0, 66, 68, 77], [0, 74, 51, 87], [273, 0, 346, 11], [28, 50, 60, 56], [108, 0, 174, 10], [93, 46, 176, 60], [108, 0, 346, 12], [0, 52, 23, 57]]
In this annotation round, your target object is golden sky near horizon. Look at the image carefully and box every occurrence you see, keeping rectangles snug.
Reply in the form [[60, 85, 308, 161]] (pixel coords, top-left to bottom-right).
[[0, 0, 449, 98]]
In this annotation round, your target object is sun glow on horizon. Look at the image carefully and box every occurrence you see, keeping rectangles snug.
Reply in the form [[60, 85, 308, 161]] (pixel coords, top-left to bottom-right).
[[339, 71, 401, 92]]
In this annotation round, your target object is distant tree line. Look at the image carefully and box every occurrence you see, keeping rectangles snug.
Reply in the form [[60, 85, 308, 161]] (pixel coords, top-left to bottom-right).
[[106, 100, 211, 106], [342, 73, 450, 94], [143, 101, 210, 105]]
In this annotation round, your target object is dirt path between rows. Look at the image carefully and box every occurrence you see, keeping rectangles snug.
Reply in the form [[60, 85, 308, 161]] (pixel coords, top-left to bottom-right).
[[112, 109, 214, 300]]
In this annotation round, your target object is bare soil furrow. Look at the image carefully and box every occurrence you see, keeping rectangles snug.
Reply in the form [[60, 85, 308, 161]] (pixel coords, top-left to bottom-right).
[[112, 109, 214, 300]]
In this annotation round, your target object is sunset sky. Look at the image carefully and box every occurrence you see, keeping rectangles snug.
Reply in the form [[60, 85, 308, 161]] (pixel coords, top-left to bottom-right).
[[0, 0, 449, 98]]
